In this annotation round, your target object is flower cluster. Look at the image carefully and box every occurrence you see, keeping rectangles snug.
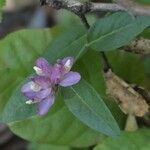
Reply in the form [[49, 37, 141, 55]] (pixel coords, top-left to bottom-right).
[[21, 57, 81, 115]]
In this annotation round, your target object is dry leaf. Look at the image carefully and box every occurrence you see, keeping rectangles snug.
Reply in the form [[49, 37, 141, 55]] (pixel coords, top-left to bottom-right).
[[104, 70, 149, 117], [124, 37, 150, 54]]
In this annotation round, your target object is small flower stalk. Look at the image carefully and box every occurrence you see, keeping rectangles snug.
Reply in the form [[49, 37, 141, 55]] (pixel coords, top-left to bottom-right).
[[21, 57, 81, 115]]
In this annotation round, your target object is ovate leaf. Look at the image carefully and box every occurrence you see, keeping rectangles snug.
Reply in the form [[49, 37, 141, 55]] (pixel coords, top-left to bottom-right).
[[106, 51, 146, 84], [6, 26, 105, 147], [0, 28, 52, 115], [74, 51, 126, 129], [1, 26, 87, 123], [9, 93, 102, 147], [87, 12, 150, 51], [28, 143, 70, 150], [62, 79, 121, 137], [94, 129, 150, 150], [106, 51, 149, 89]]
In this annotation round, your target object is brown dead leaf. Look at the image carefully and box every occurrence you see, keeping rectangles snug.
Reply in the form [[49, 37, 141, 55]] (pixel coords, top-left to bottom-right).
[[104, 70, 149, 117], [124, 37, 150, 54]]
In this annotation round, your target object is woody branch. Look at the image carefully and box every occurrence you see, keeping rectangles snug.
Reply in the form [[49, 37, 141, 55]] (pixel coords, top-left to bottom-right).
[[43, 0, 150, 15]]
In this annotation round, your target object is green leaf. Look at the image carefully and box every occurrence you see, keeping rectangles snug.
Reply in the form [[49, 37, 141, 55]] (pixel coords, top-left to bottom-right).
[[144, 57, 150, 75], [2, 26, 105, 147], [87, 12, 150, 51], [106, 51, 149, 88], [74, 51, 106, 96], [94, 129, 150, 150], [57, 10, 81, 28], [136, 0, 150, 4], [74, 51, 126, 129], [43, 26, 87, 62], [8, 50, 123, 147], [106, 51, 146, 84], [9, 93, 102, 147], [0, 0, 5, 9], [106, 50, 150, 95], [0, 28, 52, 114], [62, 79, 121, 137], [1, 25, 87, 123], [28, 143, 70, 150]]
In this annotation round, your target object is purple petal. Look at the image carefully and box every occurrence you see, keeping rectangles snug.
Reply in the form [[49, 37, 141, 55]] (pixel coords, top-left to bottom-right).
[[50, 64, 63, 84], [38, 94, 55, 115], [59, 71, 81, 87], [22, 81, 51, 100], [35, 88, 51, 100], [36, 57, 49, 68], [23, 92, 36, 100], [21, 81, 33, 93], [35, 57, 52, 76], [23, 89, 50, 101], [32, 76, 51, 89], [60, 57, 74, 66], [24, 88, 51, 101]]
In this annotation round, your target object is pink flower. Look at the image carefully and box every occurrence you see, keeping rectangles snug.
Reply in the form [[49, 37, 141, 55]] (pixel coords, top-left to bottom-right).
[[21, 57, 81, 115]]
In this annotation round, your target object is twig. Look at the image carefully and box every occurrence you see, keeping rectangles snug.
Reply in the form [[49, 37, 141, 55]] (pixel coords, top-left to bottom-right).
[[43, 0, 150, 15], [90, 2, 126, 12], [79, 14, 90, 30], [44, 0, 125, 13], [101, 52, 112, 72], [116, 0, 150, 16]]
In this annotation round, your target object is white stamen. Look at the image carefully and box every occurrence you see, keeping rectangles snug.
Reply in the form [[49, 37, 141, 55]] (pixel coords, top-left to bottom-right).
[[33, 66, 43, 75], [64, 59, 72, 71], [57, 59, 60, 63], [30, 82, 41, 92], [26, 100, 39, 105], [26, 100, 34, 105]]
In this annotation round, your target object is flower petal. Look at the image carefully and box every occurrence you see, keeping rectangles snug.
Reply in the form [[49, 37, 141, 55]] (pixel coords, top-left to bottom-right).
[[23, 89, 50, 102], [50, 64, 63, 84], [35, 57, 51, 76], [22, 81, 51, 100], [23, 92, 36, 100], [32, 76, 51, 89], [58, 57, 74, 74], [35, 88, 51, 100], [21, 81, 34, 93], [38, 94, 55, 115], [59, 71, 81, 87], [60, 57, 74, 66], [36, 57, 49, 68]]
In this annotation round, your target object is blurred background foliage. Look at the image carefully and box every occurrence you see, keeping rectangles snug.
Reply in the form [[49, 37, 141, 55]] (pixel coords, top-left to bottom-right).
[[136, 0, 150, 4]]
